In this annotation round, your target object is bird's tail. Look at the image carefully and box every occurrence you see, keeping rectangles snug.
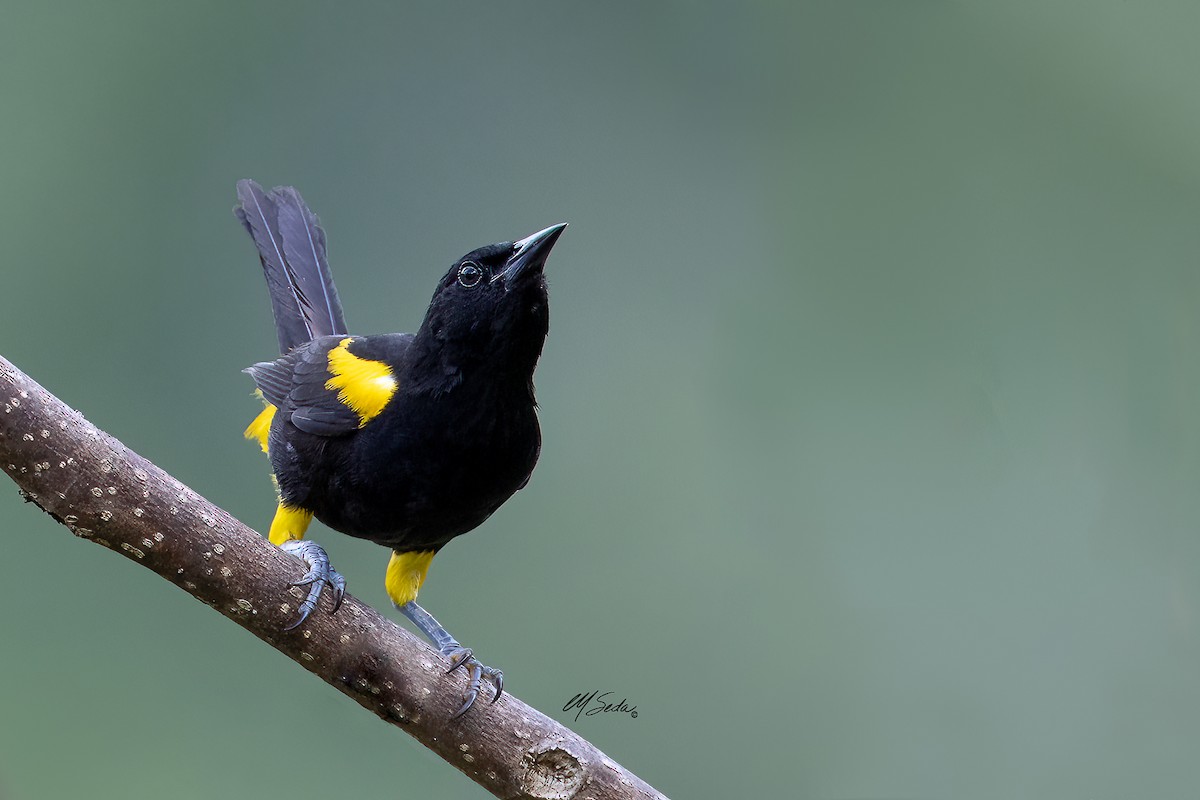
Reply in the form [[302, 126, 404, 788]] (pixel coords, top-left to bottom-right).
[[234, 179, 348, 354]]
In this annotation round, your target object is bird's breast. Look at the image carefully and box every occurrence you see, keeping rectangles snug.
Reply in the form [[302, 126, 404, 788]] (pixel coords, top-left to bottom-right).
[[313, 382, 540, 548]]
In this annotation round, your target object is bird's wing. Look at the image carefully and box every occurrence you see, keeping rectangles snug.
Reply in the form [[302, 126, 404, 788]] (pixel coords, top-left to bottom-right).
[[245, 335, 406, 437], [235, 180, 348, 354]]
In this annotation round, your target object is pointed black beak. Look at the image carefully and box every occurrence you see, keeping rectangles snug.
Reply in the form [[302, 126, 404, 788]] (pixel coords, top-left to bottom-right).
[[494, 223, 568, 283]]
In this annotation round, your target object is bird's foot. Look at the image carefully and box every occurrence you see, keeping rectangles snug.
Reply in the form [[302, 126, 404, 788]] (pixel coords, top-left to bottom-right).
[[443, 645, 505, 718], [399, 600, 504, 717], [279, 539, 346, 630]]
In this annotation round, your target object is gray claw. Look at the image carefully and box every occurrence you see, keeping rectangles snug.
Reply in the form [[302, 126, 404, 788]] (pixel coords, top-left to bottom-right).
[[453, 664, 482, 719], [444, 645, 474, 674], [442, 645, 503, 717], [327, 568, 346, 613], [279, 539, 346, 629]]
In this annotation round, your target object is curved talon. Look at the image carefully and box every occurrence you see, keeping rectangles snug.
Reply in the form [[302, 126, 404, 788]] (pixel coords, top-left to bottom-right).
[[454, 660, 484, 719], [278, 539, 346, 629], [283, 593, 319, 630], [443, 646, 504, 717], [445, 646, 474, 674], [328, 569, 346, 613]]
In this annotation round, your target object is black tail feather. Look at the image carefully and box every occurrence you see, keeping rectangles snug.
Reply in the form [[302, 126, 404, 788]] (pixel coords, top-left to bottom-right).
[[243, 360, 294, 407], [235, 179, 347, 353]]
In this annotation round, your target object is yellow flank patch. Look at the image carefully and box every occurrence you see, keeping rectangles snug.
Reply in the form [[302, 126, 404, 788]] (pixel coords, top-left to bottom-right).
[[244, 398, 277, 454], [385, 550, 436, 606], [325, 337, 397, 427], [268, 502, 313, 546]]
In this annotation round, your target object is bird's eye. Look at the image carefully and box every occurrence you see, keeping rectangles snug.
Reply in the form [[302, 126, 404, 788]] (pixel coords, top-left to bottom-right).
[[457, 263, 483, 288]]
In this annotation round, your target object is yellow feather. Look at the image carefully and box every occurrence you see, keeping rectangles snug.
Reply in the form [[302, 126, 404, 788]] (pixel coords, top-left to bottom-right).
[[325, 337, 398, 427], [268, 502, 313, 546], [244, 397, 277, 454], [385, 550, 436, 606]]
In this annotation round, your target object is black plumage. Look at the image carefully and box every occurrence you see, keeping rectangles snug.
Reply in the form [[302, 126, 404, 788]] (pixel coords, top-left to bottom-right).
[[234, 180, 566, 715], [235, 180, 347, 353], [243, 237, 555, 548]]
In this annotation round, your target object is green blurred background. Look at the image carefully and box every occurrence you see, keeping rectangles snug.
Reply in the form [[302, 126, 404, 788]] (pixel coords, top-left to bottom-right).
[[3, 2, 1200, 798]]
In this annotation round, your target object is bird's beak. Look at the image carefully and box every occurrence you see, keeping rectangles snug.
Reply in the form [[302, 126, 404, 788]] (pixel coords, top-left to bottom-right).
[[493, 223, 568, 283]]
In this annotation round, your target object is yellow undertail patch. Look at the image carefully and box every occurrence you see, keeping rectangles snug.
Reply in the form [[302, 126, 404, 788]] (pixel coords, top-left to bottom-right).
[[244, 397, 277, 454], [325, 337, 397, 427], [268, 502, 313, 546], [385, 550, 436, 606]]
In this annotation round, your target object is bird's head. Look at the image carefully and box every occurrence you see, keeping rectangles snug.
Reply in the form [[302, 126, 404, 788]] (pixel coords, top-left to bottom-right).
[[417, 223, 567, 377]]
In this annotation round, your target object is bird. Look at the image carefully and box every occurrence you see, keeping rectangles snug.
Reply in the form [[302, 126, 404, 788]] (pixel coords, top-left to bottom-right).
[[233, 179, 565, 716]]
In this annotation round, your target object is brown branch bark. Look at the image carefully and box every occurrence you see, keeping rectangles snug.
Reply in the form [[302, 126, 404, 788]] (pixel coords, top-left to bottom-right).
[[0, 354, 667, 800]]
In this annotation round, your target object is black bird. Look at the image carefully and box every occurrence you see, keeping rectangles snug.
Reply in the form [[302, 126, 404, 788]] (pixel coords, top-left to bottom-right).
[[234, 180, 565, 716]]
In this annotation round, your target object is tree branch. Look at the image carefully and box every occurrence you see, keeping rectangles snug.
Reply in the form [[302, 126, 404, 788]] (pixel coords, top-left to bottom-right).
[[0, 354, 667, 800]]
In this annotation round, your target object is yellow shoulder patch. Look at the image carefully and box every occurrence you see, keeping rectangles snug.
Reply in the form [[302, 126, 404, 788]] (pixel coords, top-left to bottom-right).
[[245, 395, 277, 454], [325, 337, 398, 427]]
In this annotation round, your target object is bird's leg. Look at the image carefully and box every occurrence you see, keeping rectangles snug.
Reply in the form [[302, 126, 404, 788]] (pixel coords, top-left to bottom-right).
[[269, 502, 345, 629], [400, 600, 504, 718], [385, 550, 503, 716]]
